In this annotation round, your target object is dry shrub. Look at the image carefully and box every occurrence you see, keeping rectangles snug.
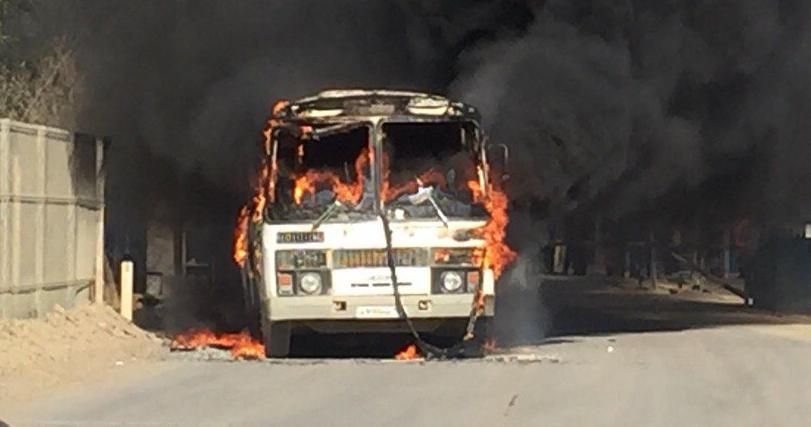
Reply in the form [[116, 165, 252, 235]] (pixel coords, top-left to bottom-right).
[[0, 38, 81, 128]]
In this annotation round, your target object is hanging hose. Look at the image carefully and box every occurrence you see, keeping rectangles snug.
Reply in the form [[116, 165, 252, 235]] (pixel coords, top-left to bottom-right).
[[379, 212, 486, 359]]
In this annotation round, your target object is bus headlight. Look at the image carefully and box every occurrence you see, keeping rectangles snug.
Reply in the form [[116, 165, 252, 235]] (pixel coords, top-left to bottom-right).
[[440, 271, 464, 293], [298, 272, 323, 295]]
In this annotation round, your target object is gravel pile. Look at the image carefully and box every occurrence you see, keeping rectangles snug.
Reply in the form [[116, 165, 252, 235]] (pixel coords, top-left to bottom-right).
[[0, 303, 165, 403]]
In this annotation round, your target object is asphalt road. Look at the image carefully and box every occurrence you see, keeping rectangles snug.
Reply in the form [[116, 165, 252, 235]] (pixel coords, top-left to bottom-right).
[[7, 278, 811, 426]]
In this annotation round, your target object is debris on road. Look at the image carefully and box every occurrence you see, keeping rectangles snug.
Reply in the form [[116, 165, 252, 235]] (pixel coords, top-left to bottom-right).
[[382, 351, 560, 365], [504, 394, 519, 417], [482, 353, 560, 364]]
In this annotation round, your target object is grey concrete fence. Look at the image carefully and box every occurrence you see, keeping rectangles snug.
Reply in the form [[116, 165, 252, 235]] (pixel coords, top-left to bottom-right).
[[0, 119, 106, 318]]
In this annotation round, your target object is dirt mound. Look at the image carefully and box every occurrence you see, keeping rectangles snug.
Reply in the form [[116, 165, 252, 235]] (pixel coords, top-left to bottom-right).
[[0, 303, 165, 403]]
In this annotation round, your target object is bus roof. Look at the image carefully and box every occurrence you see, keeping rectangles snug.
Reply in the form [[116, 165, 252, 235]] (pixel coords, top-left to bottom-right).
[[274, 89, 481, 124]]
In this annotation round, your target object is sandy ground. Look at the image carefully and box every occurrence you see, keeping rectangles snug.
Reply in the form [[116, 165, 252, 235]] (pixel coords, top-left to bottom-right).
[[0, 304, 165, 406]]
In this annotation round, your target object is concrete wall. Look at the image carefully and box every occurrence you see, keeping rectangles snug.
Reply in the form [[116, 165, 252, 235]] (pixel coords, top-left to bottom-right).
[[0, 119, 105, 318]]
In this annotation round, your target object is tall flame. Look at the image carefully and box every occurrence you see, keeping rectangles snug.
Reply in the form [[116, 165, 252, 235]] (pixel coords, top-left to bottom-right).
[[233, 101, 288, 267], [233, 206, 250, 266], [468, 179, 516, 279], [232, 144, 271, 267]]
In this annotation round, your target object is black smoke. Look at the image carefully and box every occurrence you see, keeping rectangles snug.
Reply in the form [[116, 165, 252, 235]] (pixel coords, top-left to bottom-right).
[[13, 0, 811, 335], [453, 0, 811, 223], [56, 1, 456, 201], [30, 0, 811, 223]]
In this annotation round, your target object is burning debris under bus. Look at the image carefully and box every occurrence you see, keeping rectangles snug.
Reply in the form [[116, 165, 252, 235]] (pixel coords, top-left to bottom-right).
[[230, 90, 516, 358]]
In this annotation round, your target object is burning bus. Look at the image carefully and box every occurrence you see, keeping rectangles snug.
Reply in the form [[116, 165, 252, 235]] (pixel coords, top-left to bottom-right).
[[235, 90, 514, 357]]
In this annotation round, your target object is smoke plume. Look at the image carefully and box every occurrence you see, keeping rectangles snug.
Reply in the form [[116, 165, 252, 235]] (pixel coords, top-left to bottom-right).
[[494, 209, 550, 343], [453, 0, 811, 221], [13, 0, 811, 338], [18, 0, 810, 222]]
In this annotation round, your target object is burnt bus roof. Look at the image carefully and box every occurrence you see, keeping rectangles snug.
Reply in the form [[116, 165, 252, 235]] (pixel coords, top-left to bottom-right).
[[273, 89, 482, 125]]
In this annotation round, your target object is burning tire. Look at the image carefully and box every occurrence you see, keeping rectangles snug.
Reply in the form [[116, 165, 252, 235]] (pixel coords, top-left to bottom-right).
[[262, 321, 292, 358]]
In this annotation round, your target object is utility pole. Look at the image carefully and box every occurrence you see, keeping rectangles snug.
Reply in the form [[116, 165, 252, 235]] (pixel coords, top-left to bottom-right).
[[120, 260, 134, 321]]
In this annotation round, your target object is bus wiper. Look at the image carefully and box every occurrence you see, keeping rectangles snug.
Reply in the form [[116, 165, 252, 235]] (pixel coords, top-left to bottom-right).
[[407, 178, 449, 227], [312, 200, 344, 231]]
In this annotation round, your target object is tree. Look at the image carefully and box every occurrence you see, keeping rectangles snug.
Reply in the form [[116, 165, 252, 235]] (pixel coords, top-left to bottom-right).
[[0, 0, 79, 128]]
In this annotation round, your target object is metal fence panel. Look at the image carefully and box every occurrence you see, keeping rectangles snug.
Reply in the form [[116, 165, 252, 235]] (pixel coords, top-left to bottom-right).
[[0, 119, 105, 318]]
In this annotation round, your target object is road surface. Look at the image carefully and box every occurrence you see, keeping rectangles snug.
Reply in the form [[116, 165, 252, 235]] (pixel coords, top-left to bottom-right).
[[6, 278, 811, 426]]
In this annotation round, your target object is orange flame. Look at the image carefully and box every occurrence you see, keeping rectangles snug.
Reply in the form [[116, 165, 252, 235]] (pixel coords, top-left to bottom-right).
[[292, 148, 369, 205], [468, 179, 516, 279], [171, 328, 265, 360], [235, 100, 516, 282], [293, 149, 450, 204], [233, 206, 250, 266], [233, 101, 289, 267], [394, 343, 421, 360], [233, 155, 270, 267], [293, 172, 364, 205], [228, 332, 266, 360]]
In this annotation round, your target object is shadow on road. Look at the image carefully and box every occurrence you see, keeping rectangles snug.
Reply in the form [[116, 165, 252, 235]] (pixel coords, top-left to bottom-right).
[[149, 275, 811, 359], [291, 333, 421, 358], [289, 275, 805, 358], [533, 276, 811, 340]]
